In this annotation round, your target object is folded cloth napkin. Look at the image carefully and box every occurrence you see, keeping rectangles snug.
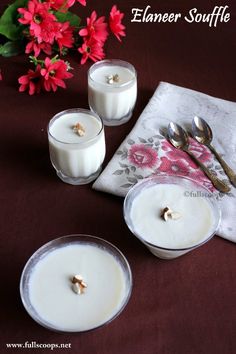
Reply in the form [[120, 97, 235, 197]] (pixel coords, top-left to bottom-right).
[[93, 82, 236, 242]]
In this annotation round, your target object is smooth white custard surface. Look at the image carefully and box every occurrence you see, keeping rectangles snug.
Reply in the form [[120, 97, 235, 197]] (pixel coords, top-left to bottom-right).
[[90, 65, 135, 86], [29, 244, 127, 331], [130, 184, 215, 249], [49, 113, 102, 144]]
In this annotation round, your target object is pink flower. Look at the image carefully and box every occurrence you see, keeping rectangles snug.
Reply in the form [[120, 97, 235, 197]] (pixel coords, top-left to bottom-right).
[[77, 0, 86, 5], [160, 140, 215, 190], [25, 37, 52, 57], [18, 57, 73, 94], [71, 0, 86, 6], [67, 0, 86, 7], [45, 0, 65, 11], [40, 57, 73, 92], [18, 0, 57, 44], [46, 0, 86, 11], [46, 0, 69, 11], [161, 140, 198, 169], [109, 5, 126, 42], [161, 139, 176, 152], [18, 65, 42, 95], [40, 20, 59, 44], [78, 37, 105, 65], [18, 0, 50, 25], [188, 138, 212, 163], [79, 11, 108, 43], [54, 22, 74, 53], [189, 170, 215, 192], [161, 138, 212, 165], [0, 69, 2, 81], [158, 157, 191, 176], [128, 144, 158, 169]]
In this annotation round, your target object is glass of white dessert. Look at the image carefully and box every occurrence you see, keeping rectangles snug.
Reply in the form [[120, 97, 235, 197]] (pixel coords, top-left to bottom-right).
[[124, 175, 221, 259], [48, 108, 105, 185], [20, 234, 132, 333], [88, 59, 137, 126]]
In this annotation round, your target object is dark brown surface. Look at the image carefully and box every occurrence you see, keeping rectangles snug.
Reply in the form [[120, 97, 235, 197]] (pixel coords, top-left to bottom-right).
[[1, 1, 236, 353]]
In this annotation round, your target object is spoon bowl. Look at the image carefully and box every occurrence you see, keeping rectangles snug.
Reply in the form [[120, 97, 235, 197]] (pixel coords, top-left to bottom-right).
[[192, 116, 213, 144], [192, 116, 236, 187], [168, 122, 189, 149]]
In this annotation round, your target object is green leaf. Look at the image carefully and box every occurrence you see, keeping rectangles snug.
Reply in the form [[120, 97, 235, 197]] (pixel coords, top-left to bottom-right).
[[116, 150, 123, 155], [0, 41, 23, 57], [119, 162, 128, 168], [139, 137, 147, 143], [0, 0, 28, 40], [134, 174, 144, 179], [113, 170, 124, 175], [153, 134, 165, 139], [127, 139, 135, 145], [127, 177, 138, 184], [121, 183, 133, 188], [55, 11, 81, 28]]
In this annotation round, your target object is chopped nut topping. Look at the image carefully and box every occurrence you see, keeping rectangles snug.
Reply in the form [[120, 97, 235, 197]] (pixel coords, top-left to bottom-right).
[[106, 74, 120, 84], [113, 74, 120, 82], [73, 123, 85, 136], [106, 75, 113, 84], [160, 206, 171, 221], [71, 274, 87, 295], [72, 282, 82, 295], [170, 212, 182, 220], [160, 206, 182, 221]]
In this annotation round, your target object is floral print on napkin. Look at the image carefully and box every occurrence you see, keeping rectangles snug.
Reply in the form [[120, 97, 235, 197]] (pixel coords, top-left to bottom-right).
[[113, 134, 230, 196]]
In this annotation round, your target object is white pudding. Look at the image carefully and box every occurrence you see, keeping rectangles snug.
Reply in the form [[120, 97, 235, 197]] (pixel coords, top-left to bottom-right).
[[124, 177, 220, 259], [48, 109, 105, 185], [130, 184, 215, 248], [88, 60, 137, 126], [20, 236, 132, 332]]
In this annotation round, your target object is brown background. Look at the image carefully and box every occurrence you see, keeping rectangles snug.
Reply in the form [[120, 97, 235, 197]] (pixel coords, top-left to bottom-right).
[[0, 0, 236, 353]]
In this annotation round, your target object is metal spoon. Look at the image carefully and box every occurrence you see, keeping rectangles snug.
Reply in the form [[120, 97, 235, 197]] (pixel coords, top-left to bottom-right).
[[167, 122, 230, 193], [192, 116, 236, 187]]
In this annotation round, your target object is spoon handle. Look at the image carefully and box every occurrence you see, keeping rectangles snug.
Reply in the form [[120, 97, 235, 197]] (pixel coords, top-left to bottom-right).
[[184, 149, 231, 193], [208, 144, 236, 188]]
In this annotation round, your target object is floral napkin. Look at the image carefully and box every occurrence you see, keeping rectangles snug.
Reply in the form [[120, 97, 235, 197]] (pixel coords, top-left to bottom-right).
[[93, 82, 236, 242]]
